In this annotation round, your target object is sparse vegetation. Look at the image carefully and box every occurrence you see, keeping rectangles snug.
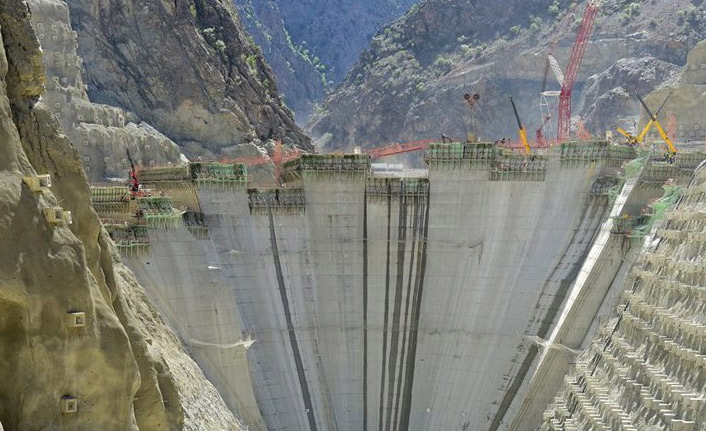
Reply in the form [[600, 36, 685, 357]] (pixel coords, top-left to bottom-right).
[[202, 27, 215, 41], [246, 54, 257, 70], [548, 1, 560, 17], [214, 40, 227, 52], [621, 3, 641, 22]]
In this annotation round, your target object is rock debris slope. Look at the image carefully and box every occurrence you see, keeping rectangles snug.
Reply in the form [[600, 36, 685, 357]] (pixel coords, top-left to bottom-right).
[[0, 1, 247, 429]]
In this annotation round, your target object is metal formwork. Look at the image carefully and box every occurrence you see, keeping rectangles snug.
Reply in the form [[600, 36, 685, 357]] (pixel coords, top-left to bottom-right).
[[490, 155, 548, 181], [90, 186, 129, 203], [248, 188, 306, 214], [138, 165, 190, 182], [365, 177, 429, 201]]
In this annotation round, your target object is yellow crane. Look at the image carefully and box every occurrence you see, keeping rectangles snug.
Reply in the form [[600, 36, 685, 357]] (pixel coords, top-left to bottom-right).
[[614, 93, 671, 147], [635, 91, 677, 161], [509, 96, 531, 155]]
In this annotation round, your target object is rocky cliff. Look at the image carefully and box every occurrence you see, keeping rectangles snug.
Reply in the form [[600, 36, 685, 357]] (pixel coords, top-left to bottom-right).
[[237, 0, 418, 122], [0, 1, 247, 429], [642, 40, 706, 145], [307, 0, 706, 150], [235, 0, 326, 122], [65, 0, 311, 161], [26, 0, 185, 181]]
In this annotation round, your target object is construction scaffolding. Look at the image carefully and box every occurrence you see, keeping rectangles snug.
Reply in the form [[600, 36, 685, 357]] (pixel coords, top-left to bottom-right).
[[104, 222, 151, 256], [248, 188, 306, 214], [589, 176, 622, 197], [285, 154, 370, 181], [490, 154, 548, 182], [559, 141, 606, 164], [365, 177, 429, 201], [190, 162, 248, 188], [138, 165, 190, 182], [138, 162, 247, 187], [425, 142, 498, 169], [90, 186, 131, 215], [137, 195, 183, 228], [675, 152, 706, 170], [182, 210, 209, 239], [90, 186, 129, 203]]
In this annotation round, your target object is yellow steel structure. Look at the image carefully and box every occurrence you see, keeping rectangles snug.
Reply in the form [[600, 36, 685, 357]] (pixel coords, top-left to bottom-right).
[[510, 96, 532, 155]]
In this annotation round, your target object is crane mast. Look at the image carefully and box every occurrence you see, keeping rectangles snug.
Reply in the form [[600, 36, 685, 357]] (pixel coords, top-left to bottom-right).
[[557, 0, 600, 141]]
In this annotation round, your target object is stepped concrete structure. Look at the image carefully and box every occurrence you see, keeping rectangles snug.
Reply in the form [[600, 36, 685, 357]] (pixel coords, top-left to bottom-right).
[[541, 159, 706, 431], [90, 142, 706, 430]]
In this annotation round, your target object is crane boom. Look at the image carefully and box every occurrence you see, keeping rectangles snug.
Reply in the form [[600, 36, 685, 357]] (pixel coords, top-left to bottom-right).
[[510, 96, 531, 155], [547, 55, 565, 87], [635, 92, 677, 155], [557, 0, 600, 141], [636, 93, 671, 142]]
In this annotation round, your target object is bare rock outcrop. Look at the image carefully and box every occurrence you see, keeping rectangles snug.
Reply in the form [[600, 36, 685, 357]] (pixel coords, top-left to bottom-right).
[[65, 0, 311, 158], [26, 0, 184, 181], [308, 0, 706, 149], [643, 40, 706, 144], [0, 1, 245, 429], [578, 56, 680, 135]]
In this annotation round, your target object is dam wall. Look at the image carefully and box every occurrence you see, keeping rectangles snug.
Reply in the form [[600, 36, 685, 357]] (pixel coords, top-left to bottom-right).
[[107, 142, 659, 430], [541, 158, 706, 431]]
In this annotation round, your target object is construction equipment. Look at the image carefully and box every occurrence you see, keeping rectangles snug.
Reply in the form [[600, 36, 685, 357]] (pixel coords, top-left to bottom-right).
[[614, 93, 671, 147], [556, 0, 601, 141], [464, 92, 481, 142], [510, 96, 531, 155], [634, 91, 677, 161], [537, 2, 580, 143], [126, 149, 142, 196], [226, 140, 301, 184]]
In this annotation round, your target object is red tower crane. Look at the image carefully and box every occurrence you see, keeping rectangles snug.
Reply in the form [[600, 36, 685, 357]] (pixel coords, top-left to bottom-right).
[[556, 0, 601, 141]]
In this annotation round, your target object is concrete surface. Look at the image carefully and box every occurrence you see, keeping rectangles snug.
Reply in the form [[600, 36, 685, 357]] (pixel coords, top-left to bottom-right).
[[117, 146, 658, 430]]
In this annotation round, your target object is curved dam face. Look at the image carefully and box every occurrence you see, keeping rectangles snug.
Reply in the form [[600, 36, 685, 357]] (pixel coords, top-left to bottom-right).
[[115, 142, 638, 430]]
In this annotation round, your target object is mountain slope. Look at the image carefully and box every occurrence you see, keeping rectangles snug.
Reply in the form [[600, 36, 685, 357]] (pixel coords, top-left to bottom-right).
[[307, 0, 706, 150], [237, 0, 419, 122]]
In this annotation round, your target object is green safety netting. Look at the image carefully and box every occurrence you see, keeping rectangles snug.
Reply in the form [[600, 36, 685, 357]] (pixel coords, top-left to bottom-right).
[[624, 154, 648, 180], [630, 185, 682, 237]]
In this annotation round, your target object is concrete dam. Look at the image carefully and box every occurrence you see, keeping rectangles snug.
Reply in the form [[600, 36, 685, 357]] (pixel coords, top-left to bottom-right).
[[92, 141, 704, 430]]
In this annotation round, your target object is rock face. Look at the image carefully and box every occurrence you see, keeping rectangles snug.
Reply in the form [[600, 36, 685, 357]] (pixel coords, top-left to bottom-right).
[[65, 0, 311, 159], [307, 0, 706, 150], [643, 40, 706, 145], [27, 0, 184, 181], [578, 56, 680, 136], [0, 1, 246, 429], [235, 0, 326, 122], [237, 0, 418, 122]]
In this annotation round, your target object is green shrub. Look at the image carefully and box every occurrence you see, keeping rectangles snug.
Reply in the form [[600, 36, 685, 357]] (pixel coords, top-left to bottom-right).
[[246, 54, 257, 70]]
